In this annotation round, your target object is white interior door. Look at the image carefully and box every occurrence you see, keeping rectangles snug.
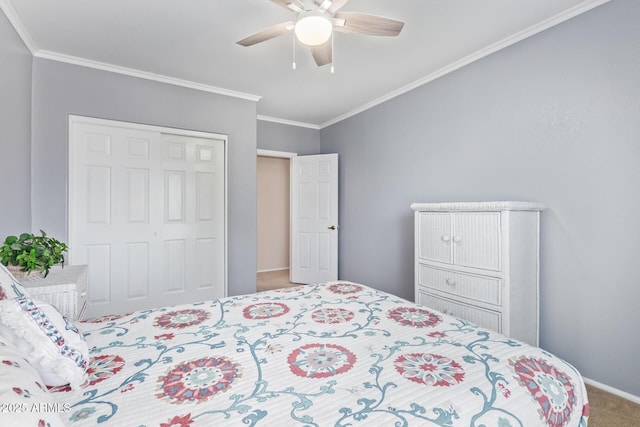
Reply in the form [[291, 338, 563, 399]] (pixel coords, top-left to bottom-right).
[[69, 117, 226, 317], [290, 154, 338, 284]]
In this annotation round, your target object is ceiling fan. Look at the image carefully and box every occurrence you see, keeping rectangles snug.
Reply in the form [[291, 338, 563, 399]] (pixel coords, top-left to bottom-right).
[[237, 0, 405, 67]]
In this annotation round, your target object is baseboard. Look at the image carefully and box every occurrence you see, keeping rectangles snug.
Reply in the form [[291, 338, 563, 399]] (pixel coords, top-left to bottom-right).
[[257, 267, 290, 273], [583, 377, 640, 404]]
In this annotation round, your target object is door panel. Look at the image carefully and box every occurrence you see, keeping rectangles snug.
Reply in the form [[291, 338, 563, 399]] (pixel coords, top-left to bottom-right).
[[127, 169, 149, 223], [126, 242, 149, 299], [196, 237, 217, 289], [196, 172, 216, 221], [87, 166, 111, 224], [85, 244, 110, 304], [164, 239, 186, 293], [70, 118, 226, 317], [291, 154, 338, 284], [318, 232, 331, 271]]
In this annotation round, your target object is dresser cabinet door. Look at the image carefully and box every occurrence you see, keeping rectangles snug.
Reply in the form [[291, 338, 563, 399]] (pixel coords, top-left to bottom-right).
[[452, 213, 501, 271], [417, 213, 452, 264]]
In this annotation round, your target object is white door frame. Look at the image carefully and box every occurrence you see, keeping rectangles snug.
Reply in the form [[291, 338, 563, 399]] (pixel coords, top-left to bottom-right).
[[257, 149, 298, 160], [68, 115, 229, 298]]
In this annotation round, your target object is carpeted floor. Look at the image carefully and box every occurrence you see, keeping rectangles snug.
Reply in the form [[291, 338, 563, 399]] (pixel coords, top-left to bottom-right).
[[256, 272, 640, 426], [586, 384, 640, 427], [257, 269, 298, 292]]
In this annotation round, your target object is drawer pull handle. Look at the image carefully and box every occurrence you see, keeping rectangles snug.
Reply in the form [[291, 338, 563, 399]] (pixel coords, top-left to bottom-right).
[[446, 278, 455, 286], [453, 236, 462, 243], [441, 235, 451, 242], [80, 292, 87, 297]]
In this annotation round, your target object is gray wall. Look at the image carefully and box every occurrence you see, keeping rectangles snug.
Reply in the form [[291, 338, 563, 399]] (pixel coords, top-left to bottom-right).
[[0, 12, 31, 238], [257, 119, 320, 154], [31, 59, 258, 297], [320, 0, 640, 396]]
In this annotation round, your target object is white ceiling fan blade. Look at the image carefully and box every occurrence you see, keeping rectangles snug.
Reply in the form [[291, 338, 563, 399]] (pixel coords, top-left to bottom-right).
[[314, 0, 349, 13], [333, 12, 405, 36], [237, 21, 294, 47], [310, 36, 332, 66], [271, 0, 304, 13], [328, 0, 349, 13]]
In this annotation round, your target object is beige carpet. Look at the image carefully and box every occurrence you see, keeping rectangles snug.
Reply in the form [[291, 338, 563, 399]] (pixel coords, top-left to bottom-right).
[[257, 269, 298, 292], [586, 384, 640, 427]]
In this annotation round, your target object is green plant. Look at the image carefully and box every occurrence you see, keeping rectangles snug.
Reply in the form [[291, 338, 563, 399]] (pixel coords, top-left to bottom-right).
[[0, 230, 68, 277]]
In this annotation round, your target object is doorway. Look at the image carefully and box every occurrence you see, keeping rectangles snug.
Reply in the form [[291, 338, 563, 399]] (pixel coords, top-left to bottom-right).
[[257, 150, 297, 291], [256, 149, 339, 291]]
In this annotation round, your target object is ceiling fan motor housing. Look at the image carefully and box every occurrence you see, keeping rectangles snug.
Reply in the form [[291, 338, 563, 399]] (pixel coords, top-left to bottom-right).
[[294, 11, 333, 46]]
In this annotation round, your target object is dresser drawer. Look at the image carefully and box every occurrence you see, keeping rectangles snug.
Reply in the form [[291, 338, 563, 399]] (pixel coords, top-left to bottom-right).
[[418, 264, 501, 306], [417, 290, 501, 333]]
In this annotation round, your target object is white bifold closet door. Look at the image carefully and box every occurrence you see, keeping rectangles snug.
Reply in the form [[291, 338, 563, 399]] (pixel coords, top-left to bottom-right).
[[69, 117, 226, 317]]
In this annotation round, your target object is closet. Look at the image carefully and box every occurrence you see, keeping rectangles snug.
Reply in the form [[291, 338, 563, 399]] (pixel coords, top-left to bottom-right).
[[69, 116, 226, 317]]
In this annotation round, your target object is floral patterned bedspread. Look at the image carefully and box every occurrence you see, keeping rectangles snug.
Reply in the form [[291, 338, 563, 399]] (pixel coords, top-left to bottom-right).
[[55, 282, 588, 426]]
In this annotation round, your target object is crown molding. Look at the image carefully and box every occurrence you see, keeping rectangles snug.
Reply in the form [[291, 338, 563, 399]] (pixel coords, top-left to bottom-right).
[[0, 0, 261, 103], [257, 115, 320, 130], [319, 0, 611, 129], [34, 50, 261, 102], [0, 0, 37, 53], [1, 0, 610, 127]]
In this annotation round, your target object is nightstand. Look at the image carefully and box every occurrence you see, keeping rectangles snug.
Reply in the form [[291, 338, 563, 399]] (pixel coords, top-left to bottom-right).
[[20, 265, 88, 321]]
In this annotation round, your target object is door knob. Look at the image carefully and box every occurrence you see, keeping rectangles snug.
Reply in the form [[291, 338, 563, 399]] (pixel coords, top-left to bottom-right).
[[328, 225, 337, 230]]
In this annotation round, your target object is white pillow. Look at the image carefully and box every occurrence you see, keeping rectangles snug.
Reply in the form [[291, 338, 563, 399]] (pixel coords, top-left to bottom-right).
[[0, 336, 67, 427], [0, 297, 89, 389], [0, 263, 30, 300]]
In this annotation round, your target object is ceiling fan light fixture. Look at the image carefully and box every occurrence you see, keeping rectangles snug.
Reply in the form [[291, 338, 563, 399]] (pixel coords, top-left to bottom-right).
[[294, 13, 333, 46]]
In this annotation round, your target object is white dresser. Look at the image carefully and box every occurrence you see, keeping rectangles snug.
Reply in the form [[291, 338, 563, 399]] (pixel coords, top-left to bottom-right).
[[20, 265, 88, 321], [411, 202, 544, 346]]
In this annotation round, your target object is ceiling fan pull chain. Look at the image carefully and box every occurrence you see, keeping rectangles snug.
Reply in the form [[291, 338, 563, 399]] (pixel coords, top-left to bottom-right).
[[330, 34, 335, 74], [292, 31, 297, 70]]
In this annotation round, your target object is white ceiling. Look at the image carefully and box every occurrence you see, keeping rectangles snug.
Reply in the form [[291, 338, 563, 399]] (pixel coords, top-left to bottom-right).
[[2, 0, 608, 128]]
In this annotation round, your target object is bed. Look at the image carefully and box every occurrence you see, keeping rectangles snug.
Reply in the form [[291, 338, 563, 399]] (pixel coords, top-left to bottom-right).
[[0, 279, 588, 426]]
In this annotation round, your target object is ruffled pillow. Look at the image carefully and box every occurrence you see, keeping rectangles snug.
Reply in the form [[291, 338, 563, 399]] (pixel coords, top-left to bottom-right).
[[0, 263, 30, 300], [0, 336, 67, 426], [0, 297, 88, 389]]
